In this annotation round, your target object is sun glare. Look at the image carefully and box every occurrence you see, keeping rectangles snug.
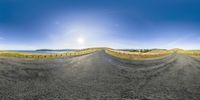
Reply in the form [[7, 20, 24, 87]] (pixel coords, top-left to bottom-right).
[[77, 37, 85, 44]]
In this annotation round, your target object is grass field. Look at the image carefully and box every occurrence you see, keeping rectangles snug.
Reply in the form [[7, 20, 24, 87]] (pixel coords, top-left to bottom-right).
[[105, 48, 173, 60], [2, 47, 200, 60], [177, 50, 200, 57], [0, 48, 102, 59]]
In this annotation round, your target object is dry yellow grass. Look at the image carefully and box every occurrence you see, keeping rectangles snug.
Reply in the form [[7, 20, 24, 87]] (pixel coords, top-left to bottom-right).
[[0, 48, 102, 59], [105, 48, 173, 60], [177, 50, 200, 57]]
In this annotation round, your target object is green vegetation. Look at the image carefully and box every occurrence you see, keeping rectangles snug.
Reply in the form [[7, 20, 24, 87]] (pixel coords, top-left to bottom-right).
[[126, 49, 152, 53], [122, 49, 168, 53]]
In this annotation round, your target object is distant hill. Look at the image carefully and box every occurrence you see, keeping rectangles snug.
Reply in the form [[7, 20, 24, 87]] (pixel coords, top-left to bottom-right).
[[36, 49, 79, 51]]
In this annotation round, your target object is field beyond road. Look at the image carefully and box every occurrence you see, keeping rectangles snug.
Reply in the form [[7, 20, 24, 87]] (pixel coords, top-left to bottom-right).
[[0, 51, 200, 99]]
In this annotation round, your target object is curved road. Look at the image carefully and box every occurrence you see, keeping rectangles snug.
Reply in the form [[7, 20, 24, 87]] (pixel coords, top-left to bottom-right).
[[0, 51, 200, 99]]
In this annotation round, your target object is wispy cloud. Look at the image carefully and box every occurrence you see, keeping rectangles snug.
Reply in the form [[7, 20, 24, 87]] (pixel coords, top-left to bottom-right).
[[163, 35, 200, 49], [0, 37, 4, 40], [165, 37, 189, 47], [0, 43, 36, 50]]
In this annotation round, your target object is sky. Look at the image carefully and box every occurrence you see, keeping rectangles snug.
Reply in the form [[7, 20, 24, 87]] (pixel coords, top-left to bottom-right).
[[0, 0, 200, 50]]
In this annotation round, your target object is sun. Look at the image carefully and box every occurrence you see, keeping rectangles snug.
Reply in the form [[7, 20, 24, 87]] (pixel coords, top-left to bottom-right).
[[77, 37, 85, 44]]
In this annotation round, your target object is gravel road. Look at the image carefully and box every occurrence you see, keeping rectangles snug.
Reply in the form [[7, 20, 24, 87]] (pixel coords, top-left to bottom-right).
[[0, 51, 200, 100]]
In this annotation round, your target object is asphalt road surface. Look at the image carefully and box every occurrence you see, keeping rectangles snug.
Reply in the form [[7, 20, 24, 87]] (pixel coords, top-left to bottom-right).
[[0, 51, 200, 100]]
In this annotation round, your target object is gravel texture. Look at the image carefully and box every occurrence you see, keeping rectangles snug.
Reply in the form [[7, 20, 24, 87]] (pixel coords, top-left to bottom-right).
[[0, 51, 200, 100]]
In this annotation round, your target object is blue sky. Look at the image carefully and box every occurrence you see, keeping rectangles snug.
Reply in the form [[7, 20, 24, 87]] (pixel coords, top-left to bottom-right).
[[0, 0, 200, 50]]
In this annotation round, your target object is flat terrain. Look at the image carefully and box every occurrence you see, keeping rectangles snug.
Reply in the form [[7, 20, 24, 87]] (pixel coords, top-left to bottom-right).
[[0, 51, 200, 99]]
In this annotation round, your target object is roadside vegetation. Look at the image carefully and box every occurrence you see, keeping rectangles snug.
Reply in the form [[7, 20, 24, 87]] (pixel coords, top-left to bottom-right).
[[167, 48, 200, 57], [105, 48, 173, 60], [2, 47, 200, 60], [177, 50, 200, 57], [0, 48, 102, 59], [121, 49, 168, 53]]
